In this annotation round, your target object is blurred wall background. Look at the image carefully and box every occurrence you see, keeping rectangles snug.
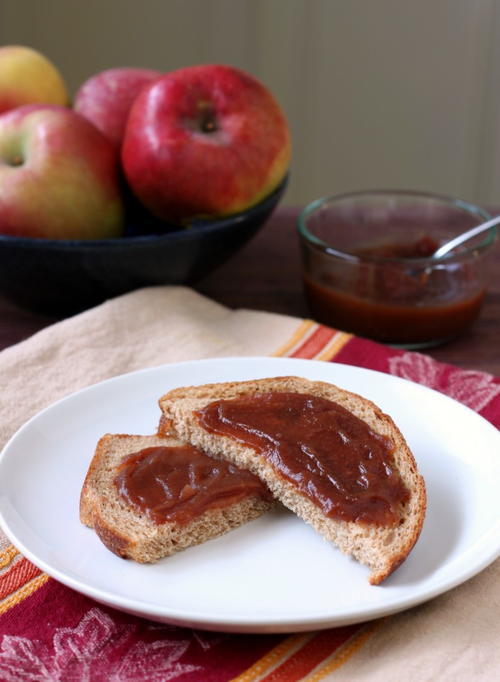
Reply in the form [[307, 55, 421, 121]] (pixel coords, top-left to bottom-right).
[[2, 0, 500, 208]]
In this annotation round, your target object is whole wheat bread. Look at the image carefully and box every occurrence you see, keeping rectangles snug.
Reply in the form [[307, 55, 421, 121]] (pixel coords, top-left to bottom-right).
[[80, 433, 274, 562], [158, 376, 426, 584]]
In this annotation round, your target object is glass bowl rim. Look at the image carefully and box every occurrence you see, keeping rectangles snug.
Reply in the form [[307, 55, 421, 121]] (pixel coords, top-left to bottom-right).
[[297, 189, 496, 264]]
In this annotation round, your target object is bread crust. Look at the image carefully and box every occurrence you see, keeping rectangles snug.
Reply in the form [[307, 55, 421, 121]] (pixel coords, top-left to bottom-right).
[[80, 433, 275, 562], [158, 376, 427, 584]]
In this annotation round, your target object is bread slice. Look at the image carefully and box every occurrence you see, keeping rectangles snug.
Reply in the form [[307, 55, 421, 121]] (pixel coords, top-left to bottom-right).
[[80, 433, 275, 562], [158, 376, 426, 584]]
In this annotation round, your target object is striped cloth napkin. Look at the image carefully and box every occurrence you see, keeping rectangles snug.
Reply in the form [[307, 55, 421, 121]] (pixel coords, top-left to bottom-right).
[[0, 286, 499, 682]]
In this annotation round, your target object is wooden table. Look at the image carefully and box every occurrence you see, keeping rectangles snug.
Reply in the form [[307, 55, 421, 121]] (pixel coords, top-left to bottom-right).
[[1, 206, 498, 374]]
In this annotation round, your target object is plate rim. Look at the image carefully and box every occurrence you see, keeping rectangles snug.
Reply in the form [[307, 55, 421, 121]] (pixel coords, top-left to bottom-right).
[[1, 356, 499, 633]]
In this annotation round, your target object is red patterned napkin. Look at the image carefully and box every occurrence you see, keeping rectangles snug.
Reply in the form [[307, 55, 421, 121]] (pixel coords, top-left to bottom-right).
[[0, 287, 499, 682]]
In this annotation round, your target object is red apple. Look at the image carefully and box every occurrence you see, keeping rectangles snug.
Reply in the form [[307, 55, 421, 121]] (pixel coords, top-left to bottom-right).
[[0, 45, 69, 115], [0, 105, 124, 239], [122, 64, 291, 222], [74, 67, 162, 148]]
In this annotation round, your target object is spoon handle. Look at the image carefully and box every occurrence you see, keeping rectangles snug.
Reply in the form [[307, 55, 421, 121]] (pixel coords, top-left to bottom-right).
[[434, 214, 500, 258]]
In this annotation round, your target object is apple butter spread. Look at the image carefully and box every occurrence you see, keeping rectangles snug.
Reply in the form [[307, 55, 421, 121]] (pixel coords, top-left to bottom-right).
[[304, 236, 485, 344], [114, 444, 271, 525], [355, 235, 439, 259], [304, 276, 485, 345], [197, 392, 410, 526]]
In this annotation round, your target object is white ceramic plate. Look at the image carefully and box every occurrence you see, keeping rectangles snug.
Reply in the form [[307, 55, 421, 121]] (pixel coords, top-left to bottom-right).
[[1, 357, 499, 633]]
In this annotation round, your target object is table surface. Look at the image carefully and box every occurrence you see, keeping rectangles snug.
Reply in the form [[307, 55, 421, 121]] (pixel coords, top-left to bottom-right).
[[1, 206, 499, 375]]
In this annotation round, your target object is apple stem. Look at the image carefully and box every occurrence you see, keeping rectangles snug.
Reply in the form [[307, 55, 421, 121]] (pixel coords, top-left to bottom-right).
[[201, 117, 217, 133], [8, 154, 24, 167]]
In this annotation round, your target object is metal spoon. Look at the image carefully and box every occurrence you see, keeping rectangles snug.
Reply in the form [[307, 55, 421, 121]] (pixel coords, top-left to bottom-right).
[[432, 214, 500, 258]]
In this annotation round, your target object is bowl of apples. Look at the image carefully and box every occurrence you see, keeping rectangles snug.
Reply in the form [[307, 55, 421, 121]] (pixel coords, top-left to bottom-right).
[[0, 51, 291, 315]]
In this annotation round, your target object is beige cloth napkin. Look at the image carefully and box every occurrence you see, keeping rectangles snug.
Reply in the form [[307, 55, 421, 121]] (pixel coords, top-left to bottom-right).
[[0, 286, 299, 453], [1, 285, 498, 681]]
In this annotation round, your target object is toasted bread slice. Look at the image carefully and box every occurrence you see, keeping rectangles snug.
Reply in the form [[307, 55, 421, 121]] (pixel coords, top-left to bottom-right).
[[158, 376, 426, 584], [80, 433, 274, 562]]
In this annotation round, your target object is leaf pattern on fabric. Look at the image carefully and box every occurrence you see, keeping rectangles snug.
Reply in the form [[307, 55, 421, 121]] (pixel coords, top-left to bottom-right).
[[388, 352, 500, 412], [0, 607, 202, 682]]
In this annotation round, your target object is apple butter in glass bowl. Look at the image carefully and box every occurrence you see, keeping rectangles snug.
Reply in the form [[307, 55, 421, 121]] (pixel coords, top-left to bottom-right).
[[297, 190, 497, 349]]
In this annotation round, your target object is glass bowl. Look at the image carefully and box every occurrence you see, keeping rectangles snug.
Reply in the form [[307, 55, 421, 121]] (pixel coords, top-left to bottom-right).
[[297, 190, 497, 348]]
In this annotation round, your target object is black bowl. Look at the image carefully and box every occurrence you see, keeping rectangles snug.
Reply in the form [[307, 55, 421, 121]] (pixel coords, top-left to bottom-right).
[[0, 175, 288, 315]]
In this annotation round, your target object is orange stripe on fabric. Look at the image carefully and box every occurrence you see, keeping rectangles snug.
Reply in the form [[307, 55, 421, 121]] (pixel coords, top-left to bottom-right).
[[0, 573, 49, 616], [290, 325, 336, 359], [315, 332, 353, 362], [259, 625, 364, 682], [303, 619, 385, 681], [272, 320, 316, 357], [0, 545, 19, 569], [230, 634, 312, 682], [0, 557, 42, 599]]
